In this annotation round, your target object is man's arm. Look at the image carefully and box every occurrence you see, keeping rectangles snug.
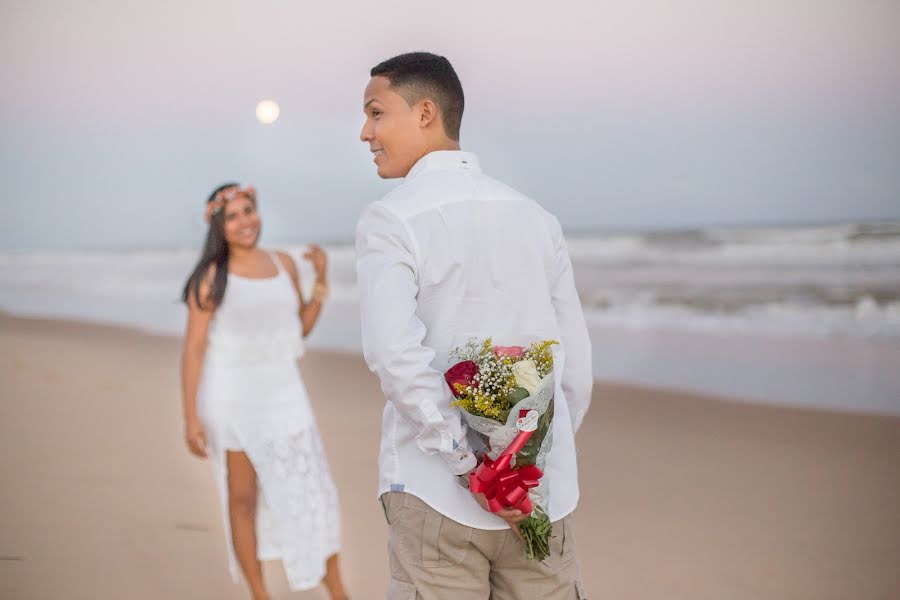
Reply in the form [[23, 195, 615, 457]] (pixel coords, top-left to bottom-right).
[[356, 202, 477, 475], [548, 215, 593, 432]]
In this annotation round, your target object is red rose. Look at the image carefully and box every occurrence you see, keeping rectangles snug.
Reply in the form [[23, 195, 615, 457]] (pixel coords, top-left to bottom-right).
[[445, 360, 479, 398]]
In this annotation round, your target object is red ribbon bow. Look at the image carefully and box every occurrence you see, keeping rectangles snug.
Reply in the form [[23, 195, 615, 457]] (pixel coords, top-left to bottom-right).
[[469, 411, 544, 513]]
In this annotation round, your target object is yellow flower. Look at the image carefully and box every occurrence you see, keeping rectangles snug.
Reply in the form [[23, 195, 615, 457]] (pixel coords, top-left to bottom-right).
[[526, 340, 558, 377]]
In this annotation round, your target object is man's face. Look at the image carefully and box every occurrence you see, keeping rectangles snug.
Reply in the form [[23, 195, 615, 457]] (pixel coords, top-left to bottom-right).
[[360, 76, 428, 179]]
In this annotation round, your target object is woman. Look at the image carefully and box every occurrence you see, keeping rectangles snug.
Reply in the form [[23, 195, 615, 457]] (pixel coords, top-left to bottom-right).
[[180, 183, 348, 600]]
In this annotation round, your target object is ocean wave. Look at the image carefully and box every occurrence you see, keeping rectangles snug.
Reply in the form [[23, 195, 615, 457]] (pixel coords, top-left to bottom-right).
[[567, 221, 900, 267], [582, 299, 900, 341], [1, 223, 898, 342]]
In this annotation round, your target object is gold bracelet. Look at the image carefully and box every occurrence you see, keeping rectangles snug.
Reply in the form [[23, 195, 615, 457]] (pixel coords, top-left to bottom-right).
[[312, 281, 329, 303]]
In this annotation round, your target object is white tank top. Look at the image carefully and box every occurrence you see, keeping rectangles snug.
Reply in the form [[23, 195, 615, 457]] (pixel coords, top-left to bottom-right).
[[205, 250, 305, 365]]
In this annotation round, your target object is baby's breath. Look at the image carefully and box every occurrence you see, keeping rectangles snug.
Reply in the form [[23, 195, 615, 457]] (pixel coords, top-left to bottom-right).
[[449, 337, 557, 422], [523, 340, 558, 378]]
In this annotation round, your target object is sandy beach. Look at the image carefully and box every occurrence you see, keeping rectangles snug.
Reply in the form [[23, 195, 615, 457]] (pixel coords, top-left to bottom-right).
[[1, 313, 898, 599]]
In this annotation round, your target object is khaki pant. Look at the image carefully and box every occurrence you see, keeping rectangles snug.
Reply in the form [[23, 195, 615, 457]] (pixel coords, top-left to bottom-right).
[[382, 492, 588, 600]]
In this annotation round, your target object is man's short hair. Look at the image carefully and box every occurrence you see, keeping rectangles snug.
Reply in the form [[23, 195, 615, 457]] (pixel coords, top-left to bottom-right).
[[371, 52, 465, 141]]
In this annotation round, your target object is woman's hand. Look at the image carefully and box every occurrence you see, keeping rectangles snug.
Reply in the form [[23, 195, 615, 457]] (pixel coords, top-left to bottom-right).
[[304, 244, 328, 282], [185, 418, 208, 459]]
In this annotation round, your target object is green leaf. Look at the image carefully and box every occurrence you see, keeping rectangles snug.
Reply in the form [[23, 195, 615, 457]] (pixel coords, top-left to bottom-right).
[[507, 386, 530, 403], [518, 507, 552, 561]]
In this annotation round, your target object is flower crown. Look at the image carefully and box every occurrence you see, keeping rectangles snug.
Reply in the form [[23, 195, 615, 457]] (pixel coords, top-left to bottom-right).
[[205, 185, 257, 223]]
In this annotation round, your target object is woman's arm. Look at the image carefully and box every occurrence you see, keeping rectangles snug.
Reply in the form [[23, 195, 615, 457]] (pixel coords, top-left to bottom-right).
[[277, 247, 328, 338], [180, 266, 215, 458]]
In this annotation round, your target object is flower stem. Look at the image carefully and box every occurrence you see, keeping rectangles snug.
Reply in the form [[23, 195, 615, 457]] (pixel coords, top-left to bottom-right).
[[519, 506, 552, 561]]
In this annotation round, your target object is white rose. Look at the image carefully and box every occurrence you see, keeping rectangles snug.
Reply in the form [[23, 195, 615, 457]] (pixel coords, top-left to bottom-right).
[[512, 359, 541, 396]]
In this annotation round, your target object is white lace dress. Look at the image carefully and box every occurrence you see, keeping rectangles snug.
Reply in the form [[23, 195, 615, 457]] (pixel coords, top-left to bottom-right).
[[196, 251, 340, 591]]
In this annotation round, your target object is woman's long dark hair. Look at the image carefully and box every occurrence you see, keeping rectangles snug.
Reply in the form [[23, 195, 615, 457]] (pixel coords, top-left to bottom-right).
[[181, 182, 239, 310]]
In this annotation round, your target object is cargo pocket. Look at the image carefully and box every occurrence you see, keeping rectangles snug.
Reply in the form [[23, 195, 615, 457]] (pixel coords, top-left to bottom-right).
[[387, 578, 417, 600], [394, 494, 472, 568], [420, 511, 472, 568]]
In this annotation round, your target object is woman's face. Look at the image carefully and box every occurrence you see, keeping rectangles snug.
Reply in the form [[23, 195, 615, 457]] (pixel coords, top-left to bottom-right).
[[221, 194, 260, 249]]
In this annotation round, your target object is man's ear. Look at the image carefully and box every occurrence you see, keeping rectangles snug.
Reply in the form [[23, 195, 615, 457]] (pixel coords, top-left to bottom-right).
[[418, 98, 439, 130]]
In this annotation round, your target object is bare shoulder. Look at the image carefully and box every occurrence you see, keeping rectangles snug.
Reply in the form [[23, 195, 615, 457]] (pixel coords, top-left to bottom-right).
[[189, 261, 217, 295], [275, 251, 299, 276], [186, 261, 218, 311]]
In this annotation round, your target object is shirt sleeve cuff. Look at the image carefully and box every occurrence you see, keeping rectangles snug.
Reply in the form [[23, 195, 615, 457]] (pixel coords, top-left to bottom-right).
[[442, 447, 477, 476]]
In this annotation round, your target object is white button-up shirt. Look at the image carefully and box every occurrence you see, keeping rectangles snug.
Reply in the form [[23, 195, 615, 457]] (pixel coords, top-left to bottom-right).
[[356, 150, 592, 530]]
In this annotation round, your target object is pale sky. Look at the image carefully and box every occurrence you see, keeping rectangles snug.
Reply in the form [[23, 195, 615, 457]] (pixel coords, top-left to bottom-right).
[[2, 0, 899, 250]]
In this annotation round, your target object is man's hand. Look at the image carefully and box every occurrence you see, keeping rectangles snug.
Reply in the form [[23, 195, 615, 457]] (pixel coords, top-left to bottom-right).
[[471, 489, 531, 540]]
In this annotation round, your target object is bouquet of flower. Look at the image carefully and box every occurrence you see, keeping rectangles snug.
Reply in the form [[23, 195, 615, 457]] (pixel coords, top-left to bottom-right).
[[444, 338, 557, 561]]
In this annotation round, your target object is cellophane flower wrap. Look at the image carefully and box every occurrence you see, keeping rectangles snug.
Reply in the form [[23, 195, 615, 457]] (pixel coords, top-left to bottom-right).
[[445, 338, 557, 561]]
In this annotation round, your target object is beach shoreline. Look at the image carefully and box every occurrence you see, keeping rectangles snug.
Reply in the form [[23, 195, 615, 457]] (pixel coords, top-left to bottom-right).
[[3, 222, 899, 416]]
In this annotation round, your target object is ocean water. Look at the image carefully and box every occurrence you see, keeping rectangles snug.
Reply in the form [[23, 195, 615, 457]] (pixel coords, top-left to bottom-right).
[[2, 222, 898, 414], [569, 222, 900, 340]]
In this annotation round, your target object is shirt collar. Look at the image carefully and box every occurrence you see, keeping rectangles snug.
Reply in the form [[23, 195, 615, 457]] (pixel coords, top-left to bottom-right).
[[405, 150, 481, 181]]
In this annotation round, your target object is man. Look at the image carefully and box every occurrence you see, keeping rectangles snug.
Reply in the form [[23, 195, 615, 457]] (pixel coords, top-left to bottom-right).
[[356, 52, 592, 599]]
